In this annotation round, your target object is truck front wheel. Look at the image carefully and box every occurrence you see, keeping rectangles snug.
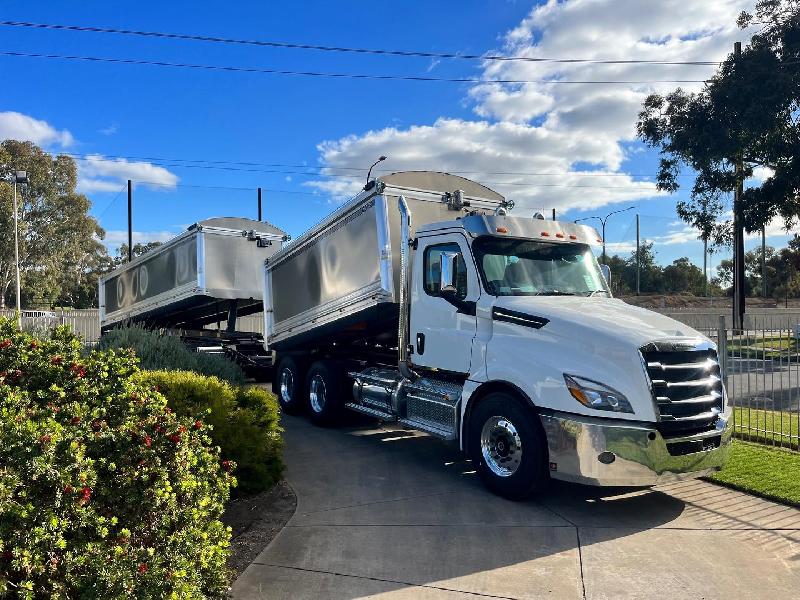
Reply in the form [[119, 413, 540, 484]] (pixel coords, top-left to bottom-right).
[[275, 357, 304, 414], [306, 361, 344, 426], [468, 393, 549, 500]]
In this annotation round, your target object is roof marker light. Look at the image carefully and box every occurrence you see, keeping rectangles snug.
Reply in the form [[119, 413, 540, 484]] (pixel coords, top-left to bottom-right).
[[569, 234, 578, 240], [555, 232, 565, 238], [541, 231, 550, 237], [496, 226, 508, 234]]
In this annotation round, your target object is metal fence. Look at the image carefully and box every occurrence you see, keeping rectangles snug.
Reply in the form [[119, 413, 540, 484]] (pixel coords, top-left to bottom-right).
[[666, 311, 800, 452], [0, 309, 101, 344]]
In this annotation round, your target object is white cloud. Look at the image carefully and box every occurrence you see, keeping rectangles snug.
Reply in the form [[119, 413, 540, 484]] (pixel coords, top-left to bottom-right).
[[750, 165, 774, 183], [0, 111, 74, 147], [605, 241, 637, 254], [102, 229, 179, 251], [99, 123, 119, 136], [309, 0, 755, 215], [76, 154, 179, 193]]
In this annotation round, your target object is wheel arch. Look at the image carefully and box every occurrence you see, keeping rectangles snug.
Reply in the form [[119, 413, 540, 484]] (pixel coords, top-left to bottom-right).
[[460, 380, 538, 450]]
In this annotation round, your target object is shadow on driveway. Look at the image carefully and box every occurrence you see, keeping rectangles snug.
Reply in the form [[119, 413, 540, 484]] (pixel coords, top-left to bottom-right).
[[232, 414, 800, 599]]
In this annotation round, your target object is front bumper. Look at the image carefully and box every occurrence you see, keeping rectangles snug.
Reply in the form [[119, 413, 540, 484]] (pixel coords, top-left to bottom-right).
[[539, 410, 733, 487]]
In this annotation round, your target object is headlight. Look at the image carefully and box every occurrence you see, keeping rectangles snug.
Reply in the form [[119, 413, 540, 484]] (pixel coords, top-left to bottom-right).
[[563, 374, 634, 413]]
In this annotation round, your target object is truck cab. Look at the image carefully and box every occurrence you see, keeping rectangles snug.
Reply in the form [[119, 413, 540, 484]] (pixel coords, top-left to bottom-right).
[[264, 172, 731, 500], [410, 212, 730, 497]]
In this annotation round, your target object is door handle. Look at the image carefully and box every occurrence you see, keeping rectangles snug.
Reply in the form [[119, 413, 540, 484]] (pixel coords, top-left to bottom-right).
[[416, 332, 426, 355]]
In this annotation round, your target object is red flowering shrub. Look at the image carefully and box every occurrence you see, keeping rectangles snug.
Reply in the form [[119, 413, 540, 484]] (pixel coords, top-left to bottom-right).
[[0, 319, 234, 597]]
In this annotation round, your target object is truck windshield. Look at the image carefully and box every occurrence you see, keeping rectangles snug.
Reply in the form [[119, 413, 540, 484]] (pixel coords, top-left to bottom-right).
[[472, 236, 609, 297]]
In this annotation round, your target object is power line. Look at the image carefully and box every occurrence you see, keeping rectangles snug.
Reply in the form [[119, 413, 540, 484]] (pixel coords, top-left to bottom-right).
[[133, 180, 322, 195], [64, 151, 696, 180], [0, 50, 709, 85], [95, 183, 127, 218], [0, 20, 722, 66]]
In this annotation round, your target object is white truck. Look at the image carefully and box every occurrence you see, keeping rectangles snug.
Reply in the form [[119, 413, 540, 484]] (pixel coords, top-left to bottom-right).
[[262, 172, 731, 499]]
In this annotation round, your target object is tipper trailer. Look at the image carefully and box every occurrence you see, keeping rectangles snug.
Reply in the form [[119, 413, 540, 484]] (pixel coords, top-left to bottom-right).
[[263, 172, 731, 499], [100, 216, 288, 374]]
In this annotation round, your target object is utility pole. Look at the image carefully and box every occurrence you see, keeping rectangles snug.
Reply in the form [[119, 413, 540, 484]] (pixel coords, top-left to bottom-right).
[[552, 208, 556, 221], [703, 236, 708, 297], [732, 41, 745, 332], [257, 187, 262, 221], [636, 213, 640, 295], [761, 226, 767, 298], [12, 170, 27, 327], [127, 180, 133, 262]]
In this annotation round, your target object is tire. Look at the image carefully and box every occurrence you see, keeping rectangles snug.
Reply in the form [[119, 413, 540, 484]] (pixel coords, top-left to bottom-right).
[[275, 357, 304, 414], [468, 392, 549, 500], [305, 360, 345, 426]]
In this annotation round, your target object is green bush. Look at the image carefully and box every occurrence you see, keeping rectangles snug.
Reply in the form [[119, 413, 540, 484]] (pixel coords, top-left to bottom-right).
[[99, 327, 246, 385], [0, 318, 233, 598], [137, 371, 283, 494]]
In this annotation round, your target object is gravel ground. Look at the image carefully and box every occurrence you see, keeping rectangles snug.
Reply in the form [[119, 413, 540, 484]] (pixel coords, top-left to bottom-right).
[[222, 480, 297, 581]]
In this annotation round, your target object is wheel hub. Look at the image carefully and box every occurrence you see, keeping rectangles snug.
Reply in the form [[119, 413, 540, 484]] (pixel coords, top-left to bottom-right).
[[309, 374, 327, 413], [279, 368, 294, 404], [480, 416, 522, 477]]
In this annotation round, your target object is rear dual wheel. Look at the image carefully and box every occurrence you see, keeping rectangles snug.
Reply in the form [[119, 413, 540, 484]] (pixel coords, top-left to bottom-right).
[[306, 360, 345, 426], [275, 356, 304, 414]]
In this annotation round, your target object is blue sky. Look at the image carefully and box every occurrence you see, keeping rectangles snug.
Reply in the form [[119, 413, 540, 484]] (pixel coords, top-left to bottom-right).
[[0, 0, 788, 275]]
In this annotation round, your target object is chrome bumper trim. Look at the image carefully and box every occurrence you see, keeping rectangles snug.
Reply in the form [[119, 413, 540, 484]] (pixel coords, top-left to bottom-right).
[[539, 409, 732, 487]]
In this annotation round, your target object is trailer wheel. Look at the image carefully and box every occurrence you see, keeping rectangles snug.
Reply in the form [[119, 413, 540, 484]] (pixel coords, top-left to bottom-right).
[[275, 357, 304, 414], [306, 361, 344, 426], [468, 393, 549, 500]]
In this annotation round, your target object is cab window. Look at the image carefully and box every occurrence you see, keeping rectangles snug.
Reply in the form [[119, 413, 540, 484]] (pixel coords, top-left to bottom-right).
[[423, 243, 468, 300]]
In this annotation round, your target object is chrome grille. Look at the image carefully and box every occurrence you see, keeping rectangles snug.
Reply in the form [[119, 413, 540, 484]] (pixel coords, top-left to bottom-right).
[[640, 341, 724, 437]]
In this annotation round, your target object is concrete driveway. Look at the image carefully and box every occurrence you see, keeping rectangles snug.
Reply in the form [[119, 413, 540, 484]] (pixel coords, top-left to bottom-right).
[[232, 415, 800, 599]]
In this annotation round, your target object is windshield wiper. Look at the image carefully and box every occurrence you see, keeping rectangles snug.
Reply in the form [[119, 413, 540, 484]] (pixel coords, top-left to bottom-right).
[[584, 290, 609, 297], [533, 290, 578, 296]]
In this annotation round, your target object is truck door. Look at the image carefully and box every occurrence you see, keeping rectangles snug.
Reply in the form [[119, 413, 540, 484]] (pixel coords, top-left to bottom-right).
[[410, 234, 479, 374]]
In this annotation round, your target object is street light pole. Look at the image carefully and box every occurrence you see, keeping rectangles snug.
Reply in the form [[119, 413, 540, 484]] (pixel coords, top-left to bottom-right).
[[12, 171, 27, 328], [574, 206, 635, 264]]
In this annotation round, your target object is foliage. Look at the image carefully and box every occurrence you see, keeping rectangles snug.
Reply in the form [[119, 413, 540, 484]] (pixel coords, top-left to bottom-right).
[[637, 0, 800, 244], [98, 326, 246, 385], [0, 318, 233, 598], [0, 140, 109, 310], [708, 440, 800, 507], [136, 371, 283, 495], [715, 234, 800, 299], [605, 242, 719, 296], [112, 242, 164, 268]]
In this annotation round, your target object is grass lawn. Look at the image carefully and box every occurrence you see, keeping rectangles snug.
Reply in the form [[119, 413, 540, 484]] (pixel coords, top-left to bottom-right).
[[708, 440, 800, 507], [733, 407, 799, 450]]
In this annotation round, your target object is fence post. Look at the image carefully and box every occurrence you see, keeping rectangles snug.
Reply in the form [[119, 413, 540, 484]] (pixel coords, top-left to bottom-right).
[[718, 314, 729, 392]]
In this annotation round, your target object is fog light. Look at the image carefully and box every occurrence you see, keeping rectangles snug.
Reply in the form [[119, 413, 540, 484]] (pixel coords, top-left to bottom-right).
[[598, 451, 616, 464]]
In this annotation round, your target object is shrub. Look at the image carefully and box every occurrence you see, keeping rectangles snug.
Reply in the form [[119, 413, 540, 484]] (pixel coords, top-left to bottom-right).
[[0, 318, 233, 598], [137, 371, 283, 494], [98, 326, 246, 385]]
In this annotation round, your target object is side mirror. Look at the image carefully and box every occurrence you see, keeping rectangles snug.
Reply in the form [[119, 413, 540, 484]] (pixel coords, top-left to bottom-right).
[[439, 251, 460, 295], [600, 264, 611, 284]]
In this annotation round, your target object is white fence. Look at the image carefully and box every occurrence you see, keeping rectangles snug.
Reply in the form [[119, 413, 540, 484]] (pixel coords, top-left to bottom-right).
[[0, 309, 264, 344]]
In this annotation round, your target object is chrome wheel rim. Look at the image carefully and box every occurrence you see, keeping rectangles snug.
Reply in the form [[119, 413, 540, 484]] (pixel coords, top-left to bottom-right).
[[480, 416, 522, 477], [309, 374, 327, 413], [279, 368, 294, 405]]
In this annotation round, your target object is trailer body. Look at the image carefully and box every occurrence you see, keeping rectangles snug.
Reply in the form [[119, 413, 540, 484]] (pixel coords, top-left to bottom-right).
[[101, 217, 286, 331], [99, 217, 287, 374]]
